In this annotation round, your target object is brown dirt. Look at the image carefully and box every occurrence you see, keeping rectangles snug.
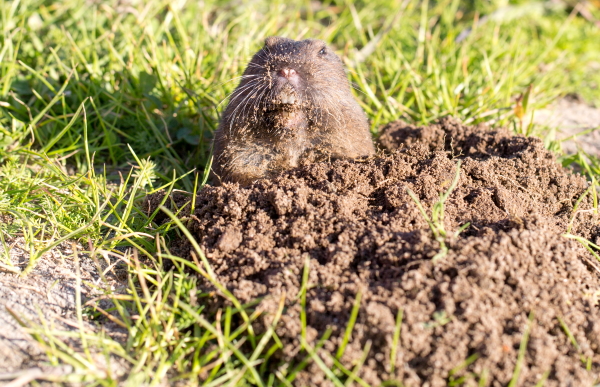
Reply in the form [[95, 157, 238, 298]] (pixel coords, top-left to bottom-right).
[[155, 117, 600, 386]]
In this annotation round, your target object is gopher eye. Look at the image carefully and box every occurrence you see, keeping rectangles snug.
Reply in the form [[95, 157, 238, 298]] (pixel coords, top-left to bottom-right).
[[319, 47, 327, 55]]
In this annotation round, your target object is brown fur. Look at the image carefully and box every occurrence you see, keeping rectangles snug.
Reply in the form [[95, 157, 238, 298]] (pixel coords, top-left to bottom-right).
[[211, 36, 375, 185]]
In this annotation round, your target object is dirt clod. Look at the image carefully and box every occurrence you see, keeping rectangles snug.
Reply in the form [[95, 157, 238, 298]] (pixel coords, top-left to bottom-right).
[[158, 117, 600, 386]]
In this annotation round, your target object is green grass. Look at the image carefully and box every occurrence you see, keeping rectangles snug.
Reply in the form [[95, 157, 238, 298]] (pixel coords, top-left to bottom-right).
[[406, 160, 469, 262], [1, 0, 600, 385]]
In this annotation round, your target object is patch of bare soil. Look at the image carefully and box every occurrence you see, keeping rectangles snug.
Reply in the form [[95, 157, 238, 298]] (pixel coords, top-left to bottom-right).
[[532, 95, 600, 156], [156, 117, 600, 386], [0, 238, 128, 379]]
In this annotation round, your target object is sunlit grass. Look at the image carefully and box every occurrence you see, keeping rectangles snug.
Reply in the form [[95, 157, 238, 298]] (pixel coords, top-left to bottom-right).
[[1, 0, 600, 384]]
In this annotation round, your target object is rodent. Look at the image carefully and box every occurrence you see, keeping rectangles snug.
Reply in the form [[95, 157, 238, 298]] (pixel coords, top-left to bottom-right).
[[211, 36, 376, 186]]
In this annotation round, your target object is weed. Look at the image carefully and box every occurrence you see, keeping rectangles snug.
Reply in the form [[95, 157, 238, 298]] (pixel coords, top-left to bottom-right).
[[406, 160, 469, 262]]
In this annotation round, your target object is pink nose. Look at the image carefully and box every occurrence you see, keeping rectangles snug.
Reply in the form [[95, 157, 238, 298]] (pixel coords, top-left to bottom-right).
[[279, 68, 297, 79]]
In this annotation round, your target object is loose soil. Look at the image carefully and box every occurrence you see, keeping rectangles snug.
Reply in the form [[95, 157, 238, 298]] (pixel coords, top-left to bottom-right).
[[153, 117, 600, 386]]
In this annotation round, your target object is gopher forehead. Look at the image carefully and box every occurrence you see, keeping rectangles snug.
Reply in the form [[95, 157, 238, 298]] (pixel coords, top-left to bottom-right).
[[277, 39, 322, 52], [264, 37, 324, 56]]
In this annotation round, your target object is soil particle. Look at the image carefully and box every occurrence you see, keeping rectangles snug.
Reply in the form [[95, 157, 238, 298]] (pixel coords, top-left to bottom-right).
[[157, 117, 600, 386]]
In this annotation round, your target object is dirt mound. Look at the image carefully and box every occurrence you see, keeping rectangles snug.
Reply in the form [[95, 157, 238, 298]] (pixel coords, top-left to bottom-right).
[[155, 117, 600, 386]]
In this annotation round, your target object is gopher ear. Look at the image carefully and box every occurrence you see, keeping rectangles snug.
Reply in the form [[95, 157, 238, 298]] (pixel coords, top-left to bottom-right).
[[264, 36, 291, 47]]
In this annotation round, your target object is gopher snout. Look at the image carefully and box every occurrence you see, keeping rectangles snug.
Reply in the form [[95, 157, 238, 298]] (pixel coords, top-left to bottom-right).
[[279, 88, 297, 105], [277, 67, 301, 88], [273, 84, 298, 106], [278, 68, 298, 80]]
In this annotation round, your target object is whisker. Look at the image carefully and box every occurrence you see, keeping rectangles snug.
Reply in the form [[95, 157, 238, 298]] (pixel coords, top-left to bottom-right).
[[218, 79, 262, 107], [216, 74, 260, 88]]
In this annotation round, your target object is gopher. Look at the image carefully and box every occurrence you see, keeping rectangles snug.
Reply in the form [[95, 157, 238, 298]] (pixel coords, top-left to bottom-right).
[[212, 36, 375, 185]]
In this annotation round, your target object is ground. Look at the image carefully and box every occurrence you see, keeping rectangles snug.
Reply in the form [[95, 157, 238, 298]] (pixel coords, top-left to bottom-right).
[[0, 238, 127, 380], [150, 117, 600, 386], [1, 0, 600, 385], [533, 95, 600, 156]]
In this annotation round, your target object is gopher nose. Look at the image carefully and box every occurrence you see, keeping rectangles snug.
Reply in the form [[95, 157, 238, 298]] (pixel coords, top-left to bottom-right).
[[279, 68, 297, 78], [278, 68, 299, 85]]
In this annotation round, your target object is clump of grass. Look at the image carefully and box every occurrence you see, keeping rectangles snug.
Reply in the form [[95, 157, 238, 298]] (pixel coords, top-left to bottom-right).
[[406, 160, 470, 262], [507, 311, 535, 387], [447, 353, 481, 386], [556, 315, 594, 371]]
